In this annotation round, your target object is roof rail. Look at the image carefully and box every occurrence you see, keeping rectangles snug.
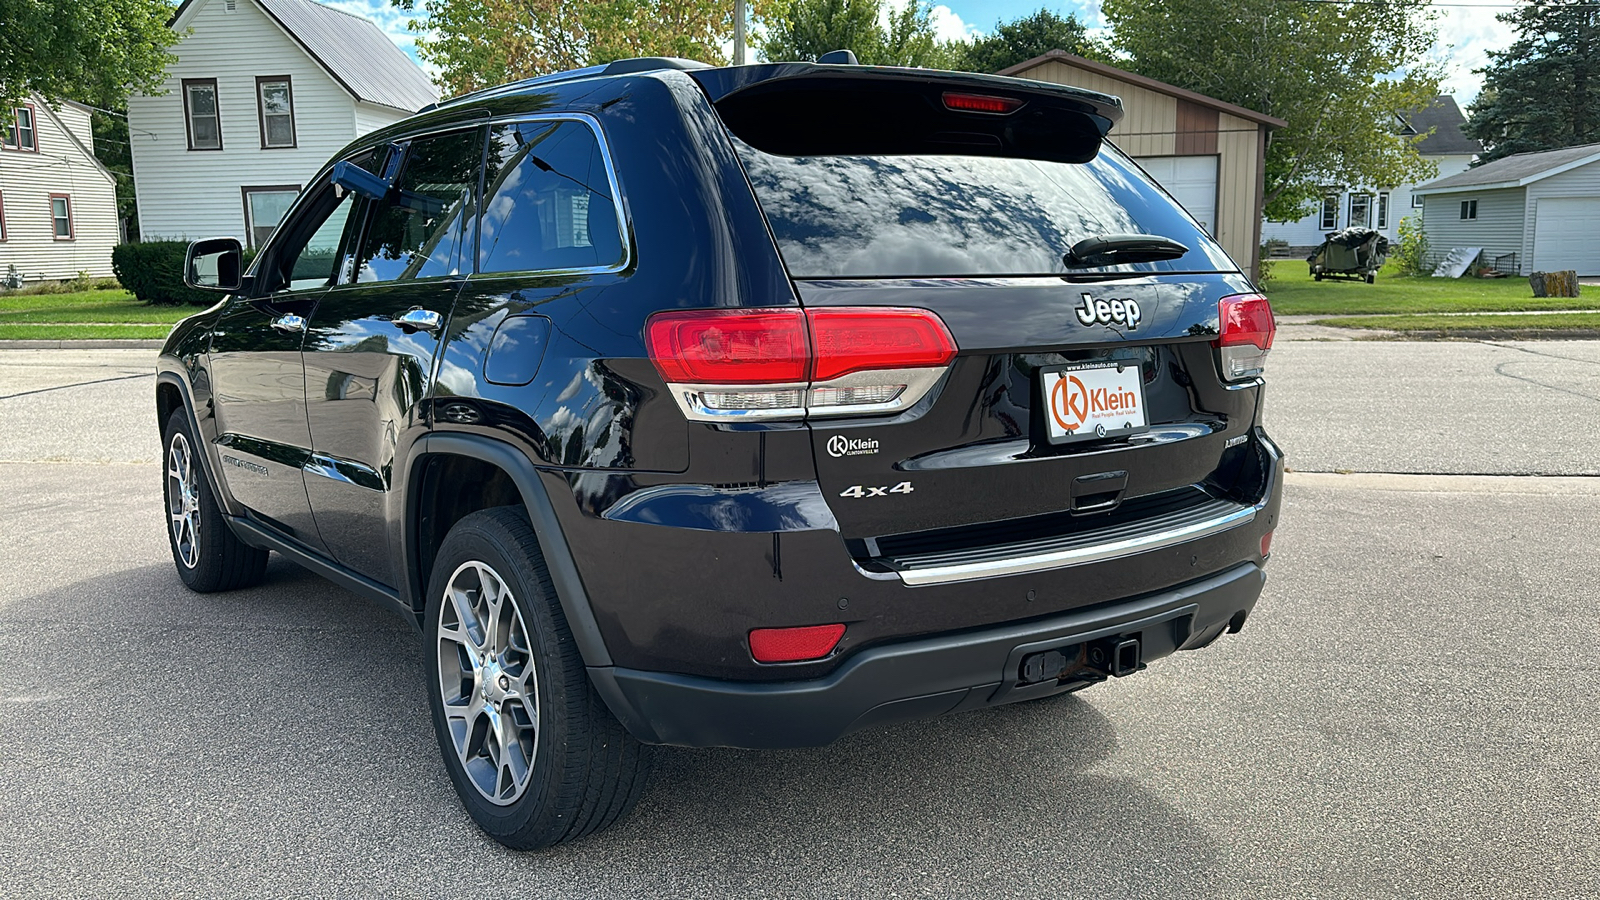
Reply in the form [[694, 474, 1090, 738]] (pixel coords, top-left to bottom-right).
[[421, 57, 712, 112]]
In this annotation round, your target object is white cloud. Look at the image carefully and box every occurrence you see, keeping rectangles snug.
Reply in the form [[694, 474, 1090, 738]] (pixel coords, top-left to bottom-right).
[[880, 0, 978, 43], [1428, 7, 1516, 106]]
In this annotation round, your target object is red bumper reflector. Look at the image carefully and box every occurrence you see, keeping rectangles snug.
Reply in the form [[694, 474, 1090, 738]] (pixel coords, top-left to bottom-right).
[[1261, 530, 1274, 559], [749, 623, 847, 663]]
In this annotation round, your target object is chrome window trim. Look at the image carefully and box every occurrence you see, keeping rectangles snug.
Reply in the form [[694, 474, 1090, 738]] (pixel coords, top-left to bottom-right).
[[466, 112, 633, 280], [248, 112, 632, 290]]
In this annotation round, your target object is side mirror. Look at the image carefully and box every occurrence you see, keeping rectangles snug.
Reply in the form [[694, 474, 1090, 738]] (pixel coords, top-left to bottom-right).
[[185, 236, 244, 292]]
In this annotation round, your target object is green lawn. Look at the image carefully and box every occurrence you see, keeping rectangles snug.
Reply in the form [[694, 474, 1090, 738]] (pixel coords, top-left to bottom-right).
[[1262, 260, 1595, 316], [0, 289, 194, 339], [1313, 312, 1600, 334]]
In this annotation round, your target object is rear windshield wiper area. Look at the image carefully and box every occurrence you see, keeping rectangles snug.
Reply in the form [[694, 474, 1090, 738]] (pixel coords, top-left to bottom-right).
[[1064, 234, 1190, 268]]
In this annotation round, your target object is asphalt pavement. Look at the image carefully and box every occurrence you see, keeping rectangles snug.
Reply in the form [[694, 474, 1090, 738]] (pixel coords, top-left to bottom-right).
[[1, 343, 1597, 898]]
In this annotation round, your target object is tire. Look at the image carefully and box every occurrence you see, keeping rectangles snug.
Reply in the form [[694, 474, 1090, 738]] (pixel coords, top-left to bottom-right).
[[1313, 273, 1323, 281], [424, 507, 650, 850], [1366, 273, 1376, 284], [162, 408, 269, 592]]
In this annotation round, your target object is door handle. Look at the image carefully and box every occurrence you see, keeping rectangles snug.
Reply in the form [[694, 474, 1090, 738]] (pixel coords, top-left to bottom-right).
[[271, 314, 306, 334], [393, 307, 443, 334]]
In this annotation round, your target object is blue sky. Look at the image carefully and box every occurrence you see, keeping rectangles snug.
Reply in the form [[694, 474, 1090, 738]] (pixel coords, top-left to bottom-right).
[[331, 0, 1509, 105]]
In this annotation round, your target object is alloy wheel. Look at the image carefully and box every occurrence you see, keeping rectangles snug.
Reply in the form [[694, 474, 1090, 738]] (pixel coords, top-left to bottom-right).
[[166, 432, 201, 569], [436, 560, 540, 805]]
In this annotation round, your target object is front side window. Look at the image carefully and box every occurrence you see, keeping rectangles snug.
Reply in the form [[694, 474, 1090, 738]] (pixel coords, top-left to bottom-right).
[[1377, 192, 1390, 229], [259, 148, 382, 292], [184, 79, 221, 150], [1320, 195, 1338, 230], [476, 120, 626, 274], [50, 194, 72, 239], [1349, 193, 1372, 229], [14, 106, 36, 151], [243, 186, 300, 248], [353, 128, 482, 283], [257, 77, 295, 149]]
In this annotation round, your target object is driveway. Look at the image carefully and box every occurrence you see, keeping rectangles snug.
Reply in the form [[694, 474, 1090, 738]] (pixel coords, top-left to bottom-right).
[[1, 345, 1596, 898]]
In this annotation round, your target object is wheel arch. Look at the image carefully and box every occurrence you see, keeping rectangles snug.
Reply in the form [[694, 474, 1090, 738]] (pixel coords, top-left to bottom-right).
[[406, 433, 613, 668], [155, 369, 240, 519]]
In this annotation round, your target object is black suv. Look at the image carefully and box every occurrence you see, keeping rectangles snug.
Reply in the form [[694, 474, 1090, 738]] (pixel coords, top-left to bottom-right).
[[160, 58, 1283, 849]]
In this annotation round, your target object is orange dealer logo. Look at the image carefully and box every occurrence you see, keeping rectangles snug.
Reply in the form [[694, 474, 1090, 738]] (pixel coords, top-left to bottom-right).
[[1050, 374, 1139, 433]]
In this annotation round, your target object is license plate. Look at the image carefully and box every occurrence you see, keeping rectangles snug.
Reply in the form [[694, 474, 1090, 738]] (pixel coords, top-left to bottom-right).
[[1041, 362, 1148, 444]]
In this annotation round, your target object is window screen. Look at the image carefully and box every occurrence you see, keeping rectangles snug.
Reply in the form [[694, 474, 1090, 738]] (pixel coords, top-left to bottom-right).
[[476, 121, 625, 274], [353, 128, 481, 282]]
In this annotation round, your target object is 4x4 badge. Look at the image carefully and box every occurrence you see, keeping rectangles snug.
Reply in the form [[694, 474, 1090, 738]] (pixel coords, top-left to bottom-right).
[[1075, 293, 1143, 330]]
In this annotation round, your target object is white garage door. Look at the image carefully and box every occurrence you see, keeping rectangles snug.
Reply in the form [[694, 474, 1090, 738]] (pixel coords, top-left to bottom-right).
[[1534, 197, 1600, 274], [1134, 155, 1219, 235]]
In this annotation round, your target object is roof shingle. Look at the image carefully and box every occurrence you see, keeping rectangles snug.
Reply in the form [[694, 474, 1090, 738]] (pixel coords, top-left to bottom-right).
[[1416, 141, 1600, 192]]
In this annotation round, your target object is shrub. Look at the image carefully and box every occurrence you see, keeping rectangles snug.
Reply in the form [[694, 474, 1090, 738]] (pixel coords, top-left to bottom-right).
[[1392, 214, 1431, 277], [111, 241, 258, 305]]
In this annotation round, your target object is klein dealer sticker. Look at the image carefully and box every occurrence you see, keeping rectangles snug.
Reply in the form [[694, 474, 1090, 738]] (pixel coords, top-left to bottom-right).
[[1041, 363, 1148, 443]]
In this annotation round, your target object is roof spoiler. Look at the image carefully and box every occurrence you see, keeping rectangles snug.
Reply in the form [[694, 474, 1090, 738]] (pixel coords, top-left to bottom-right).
[[691, 63, 1123, 164]]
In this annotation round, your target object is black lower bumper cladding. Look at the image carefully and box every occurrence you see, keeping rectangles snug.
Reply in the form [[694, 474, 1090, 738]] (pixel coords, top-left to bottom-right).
[[588, 562, 1265, 749]]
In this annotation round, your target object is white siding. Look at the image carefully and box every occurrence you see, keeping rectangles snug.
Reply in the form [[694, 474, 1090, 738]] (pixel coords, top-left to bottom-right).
[[55, 103, 95, 153], [1263, 153, 1476, 249], [1522, 159, 1600, 272], [1420, 188, 1525, 272], [353, 101, 410, 136], [0, 100, 120, 279], [127, 0, 368, 242]]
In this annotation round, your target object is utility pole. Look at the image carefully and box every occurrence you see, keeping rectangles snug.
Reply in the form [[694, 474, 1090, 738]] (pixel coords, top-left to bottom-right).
[[733, 0, 747, 65]]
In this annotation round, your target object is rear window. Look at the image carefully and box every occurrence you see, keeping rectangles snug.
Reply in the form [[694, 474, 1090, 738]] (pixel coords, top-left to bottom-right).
[[734, 141, 1235, 278]]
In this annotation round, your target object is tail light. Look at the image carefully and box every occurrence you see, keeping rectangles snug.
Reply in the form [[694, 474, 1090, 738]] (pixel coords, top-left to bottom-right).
[[1214, 293, 1275, 381], [645, 307, 957, 422]]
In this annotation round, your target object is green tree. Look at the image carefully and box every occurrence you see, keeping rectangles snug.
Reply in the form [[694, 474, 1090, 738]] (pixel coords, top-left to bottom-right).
[[1101, 0, 1442, 222], [952, 8, 1095, 74], [756, 0, 954, 68], [392, 0, 771, 97], [1465, 1, 1600, 162], [0, 0, 178, 107], [92, 110, 137, 237]]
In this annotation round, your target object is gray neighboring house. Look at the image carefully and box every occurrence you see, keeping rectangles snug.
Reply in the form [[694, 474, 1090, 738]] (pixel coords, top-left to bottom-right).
[[1413, 141, 1600, 275]]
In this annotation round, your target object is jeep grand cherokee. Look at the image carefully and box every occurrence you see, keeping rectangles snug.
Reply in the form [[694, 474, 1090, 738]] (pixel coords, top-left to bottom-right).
[[158, 57, 1282, 849]]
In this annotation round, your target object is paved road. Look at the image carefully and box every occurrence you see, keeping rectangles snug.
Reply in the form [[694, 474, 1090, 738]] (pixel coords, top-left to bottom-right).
[[1, 347, 1597, 898]]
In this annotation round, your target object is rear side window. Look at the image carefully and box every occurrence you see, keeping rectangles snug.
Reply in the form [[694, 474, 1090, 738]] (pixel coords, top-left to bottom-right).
[[354, 128, 481, 282], [476, 120, 625, 274], [734, 141, 1235, 278]]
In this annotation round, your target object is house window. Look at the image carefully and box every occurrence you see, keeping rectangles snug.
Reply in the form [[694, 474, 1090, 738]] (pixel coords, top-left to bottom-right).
[[1320, 195, 1338, 230], [183, 79, 222, 150], [256, 77, 295, 149], [1377, 192, 1390, 229], [1460, 199, 1478, 220], [1412, 193, 1425, 208], [2, 105, 37, 151], [50, 194, 73, 240], [1349, 193, 1372, 229], [242, 186, 301, 248]]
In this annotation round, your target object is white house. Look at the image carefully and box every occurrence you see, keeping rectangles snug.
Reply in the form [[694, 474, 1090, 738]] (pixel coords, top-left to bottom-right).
[[1413, 141, 1600, 275], [128, 0, 437, 246], [0, 96, 120, 281], [1263, 96, 1480, 251]]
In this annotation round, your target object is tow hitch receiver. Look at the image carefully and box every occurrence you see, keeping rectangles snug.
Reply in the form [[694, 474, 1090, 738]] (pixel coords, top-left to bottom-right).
[[1090, 636, 1143, 677]]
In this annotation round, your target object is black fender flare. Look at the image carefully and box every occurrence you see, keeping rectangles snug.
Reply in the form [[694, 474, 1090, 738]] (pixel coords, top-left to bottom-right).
[[407, 433, 613, 668], [155, 368, 243, 519]]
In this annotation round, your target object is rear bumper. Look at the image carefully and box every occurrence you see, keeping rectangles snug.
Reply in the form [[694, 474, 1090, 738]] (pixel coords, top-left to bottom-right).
[[589, 561, 1264, 749]]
